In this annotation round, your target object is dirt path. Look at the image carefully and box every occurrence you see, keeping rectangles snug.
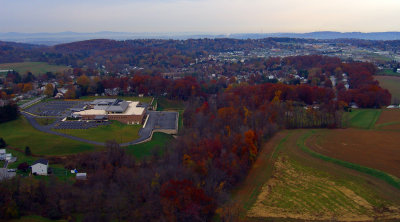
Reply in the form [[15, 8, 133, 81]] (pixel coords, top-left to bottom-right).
[[229, 131, 289, 217]]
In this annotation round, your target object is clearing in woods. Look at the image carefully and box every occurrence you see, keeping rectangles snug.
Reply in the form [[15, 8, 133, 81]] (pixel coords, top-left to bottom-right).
[[0, 62, 71, 75], [233, 130, 400, 221]]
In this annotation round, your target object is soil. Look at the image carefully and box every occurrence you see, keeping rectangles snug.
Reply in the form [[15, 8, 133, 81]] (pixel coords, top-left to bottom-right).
[[307, 129, 400, 178], [375, 109, 400, 125]]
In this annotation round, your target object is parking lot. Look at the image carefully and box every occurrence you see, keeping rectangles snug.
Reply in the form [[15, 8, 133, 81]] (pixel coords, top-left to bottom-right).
[[26, 100, 87, 117], [122, 111, 178, 145], [53, 121, 111, 130]]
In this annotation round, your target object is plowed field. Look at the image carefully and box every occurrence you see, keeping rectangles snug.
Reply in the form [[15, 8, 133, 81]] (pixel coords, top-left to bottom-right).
[[306, 129, 400, 178]]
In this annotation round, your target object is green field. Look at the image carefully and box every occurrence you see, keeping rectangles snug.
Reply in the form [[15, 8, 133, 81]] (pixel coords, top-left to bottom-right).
[[0, 117, 96, 156], [78, 96, 153, 104], [54, 121, 142, 143], [125, 132, 174, 159], [377, 69, 400, 76], [238, 130, 400, 221], [35, 118, 57, 126], [0, 62, 71, 75], [344, 109, 381, 129], [156, 97, 185, 111], [375, 76, 400, 104]]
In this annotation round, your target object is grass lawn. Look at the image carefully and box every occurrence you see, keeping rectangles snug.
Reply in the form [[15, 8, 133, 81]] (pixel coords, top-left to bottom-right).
[[54, 121, 142, 143], [375, 76, 400, 104], [125, 132, 174, 159], [17, 97, 37, 106], [0, 117, 96, 156], [376, 69, 400, 76], [6, 149, 37, 168], [78, 96, 153, 104], [344, 109, 382, 129], [0, 62, 71, 75], [156, 97, 185, 111], [35, 118, 57, 126]]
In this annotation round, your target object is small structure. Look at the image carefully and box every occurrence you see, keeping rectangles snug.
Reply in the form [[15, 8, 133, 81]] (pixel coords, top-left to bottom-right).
[[76, 173, 87, 180], [31, 159, 49, 175], [0, 149, 5, 160], [5, 154, 12, 161]]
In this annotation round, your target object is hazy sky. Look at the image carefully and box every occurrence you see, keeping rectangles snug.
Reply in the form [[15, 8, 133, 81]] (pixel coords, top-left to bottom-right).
[[1, 0, 399, 33]]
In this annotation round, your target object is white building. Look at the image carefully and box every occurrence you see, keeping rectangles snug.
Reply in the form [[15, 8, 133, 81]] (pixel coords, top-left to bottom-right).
[[0, 149, 5, 160], [76, 173, 87, 180], [31, 159, 49, 175], [5, 154, 12, 161]]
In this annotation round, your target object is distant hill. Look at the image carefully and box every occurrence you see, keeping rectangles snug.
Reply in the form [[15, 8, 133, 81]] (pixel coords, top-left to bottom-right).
[[1, 31, 400, 45], [230, 32, 400, 41]]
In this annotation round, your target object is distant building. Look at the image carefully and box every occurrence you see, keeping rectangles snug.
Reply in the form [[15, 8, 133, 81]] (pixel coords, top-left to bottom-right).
[[76, 173, 87, 180], [73, 99, 146, 125], [0, 149, 5, 160], [31, 159, 49, 175]]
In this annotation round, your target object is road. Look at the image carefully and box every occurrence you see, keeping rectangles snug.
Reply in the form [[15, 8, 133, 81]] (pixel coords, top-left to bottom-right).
[[19, 95, 46, 109]]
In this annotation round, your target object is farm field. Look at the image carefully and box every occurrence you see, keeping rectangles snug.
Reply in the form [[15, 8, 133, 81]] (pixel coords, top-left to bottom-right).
[[0, 62, 71, 75], [306, 129, 400, 178], [78, 96, 153, 104], [376, 68, 400, 76], [375, 75, 400, 104], [344, 109, 381, 129], [375, 109, 400, 130], [54, 121, 142, 143], [232, 130, 400, 221], [125, 132, 174, 159], [0, 117, 96, 156]]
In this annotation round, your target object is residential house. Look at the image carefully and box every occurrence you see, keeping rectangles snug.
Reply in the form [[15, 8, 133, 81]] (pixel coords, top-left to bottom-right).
[[0, 149, 5, 160], [31, 159, 49, 175]]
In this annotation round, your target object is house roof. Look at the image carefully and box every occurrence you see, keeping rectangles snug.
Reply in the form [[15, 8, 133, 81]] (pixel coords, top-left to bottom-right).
[[32, 159, 49, 165]]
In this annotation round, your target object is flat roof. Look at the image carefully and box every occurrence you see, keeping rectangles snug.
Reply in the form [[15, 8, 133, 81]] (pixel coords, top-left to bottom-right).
[[109, 101, 145, 116], [75, 101, 144, 116], [75, 109, 107, 116]]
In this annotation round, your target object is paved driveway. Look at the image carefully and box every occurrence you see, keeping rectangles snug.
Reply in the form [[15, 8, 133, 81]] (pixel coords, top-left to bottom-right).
[[121, 111, 178, 145]]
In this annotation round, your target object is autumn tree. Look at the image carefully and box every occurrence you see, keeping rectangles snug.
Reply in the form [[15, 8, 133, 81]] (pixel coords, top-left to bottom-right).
[[44, 83, 55, 97], [76, 75, 90, 96]]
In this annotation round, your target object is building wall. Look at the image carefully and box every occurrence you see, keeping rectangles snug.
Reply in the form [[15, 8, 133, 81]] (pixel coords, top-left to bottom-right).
[[32, 164, 48, 175], [108, 113, 145, 124], [80, 113, 145, 125]]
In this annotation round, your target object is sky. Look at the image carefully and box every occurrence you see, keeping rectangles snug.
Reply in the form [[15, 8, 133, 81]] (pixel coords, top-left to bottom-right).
[[0, 0, 399, 33]]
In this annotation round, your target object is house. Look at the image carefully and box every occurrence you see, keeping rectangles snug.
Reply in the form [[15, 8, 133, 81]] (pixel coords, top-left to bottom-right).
[[0, 149, 5, 160], [5, 154, 12, 161], [31, 159, 49, 175]]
